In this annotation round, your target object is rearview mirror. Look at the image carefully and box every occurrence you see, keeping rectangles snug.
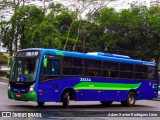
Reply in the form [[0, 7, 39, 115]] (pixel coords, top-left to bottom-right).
[[43, 55, 48, 67]]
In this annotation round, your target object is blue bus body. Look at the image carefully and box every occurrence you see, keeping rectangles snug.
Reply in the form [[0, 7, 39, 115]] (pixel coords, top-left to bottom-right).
[[8, 48, 158, 107]]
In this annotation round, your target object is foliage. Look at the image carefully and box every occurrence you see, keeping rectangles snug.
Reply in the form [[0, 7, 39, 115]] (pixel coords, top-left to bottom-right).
[[90, 6, 160, 62], [0, 1, 160, 63]]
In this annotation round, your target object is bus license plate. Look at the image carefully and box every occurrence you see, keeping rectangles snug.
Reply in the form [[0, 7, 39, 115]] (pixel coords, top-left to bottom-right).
[[16, 94, 21, 98]]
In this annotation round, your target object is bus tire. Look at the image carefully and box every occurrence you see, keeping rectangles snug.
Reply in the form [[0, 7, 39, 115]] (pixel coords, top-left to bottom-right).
[[100, 101, 113, 106], [121, 92, 136, 106], [63, 92, 70, 108], [37, 102, 44, 107]]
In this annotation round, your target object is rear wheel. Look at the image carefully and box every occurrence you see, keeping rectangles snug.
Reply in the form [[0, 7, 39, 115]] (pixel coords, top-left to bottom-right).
[[121, 92, 136, 106], [37, 102, 44, 107], [100, 101, 113, 106], [63, 92, 70, 108]]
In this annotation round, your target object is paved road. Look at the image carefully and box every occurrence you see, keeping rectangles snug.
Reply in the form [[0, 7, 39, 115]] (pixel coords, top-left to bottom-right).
[[0, 81, 160, 120]]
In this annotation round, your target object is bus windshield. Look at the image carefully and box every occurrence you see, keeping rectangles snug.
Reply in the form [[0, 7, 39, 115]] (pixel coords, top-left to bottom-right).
[[10, 58, 38, 82]]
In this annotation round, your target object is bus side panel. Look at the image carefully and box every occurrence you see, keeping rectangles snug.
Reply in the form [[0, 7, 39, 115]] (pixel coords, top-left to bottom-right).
[[37, 78, 158, 102], [76, 90, 128, 101], [38, 80, 61, 102], [38, 78, 81, 102]]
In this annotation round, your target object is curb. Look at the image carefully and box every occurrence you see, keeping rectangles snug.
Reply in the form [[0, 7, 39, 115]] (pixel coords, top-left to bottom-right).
[[152, 98, 160, 101]]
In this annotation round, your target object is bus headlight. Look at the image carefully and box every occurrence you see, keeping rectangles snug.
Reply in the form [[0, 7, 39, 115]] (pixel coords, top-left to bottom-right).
[[29, 84, 34, 92], [8, 84, 10, 90]]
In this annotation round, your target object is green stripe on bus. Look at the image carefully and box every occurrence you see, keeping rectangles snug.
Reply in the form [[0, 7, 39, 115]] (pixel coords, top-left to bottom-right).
[[74, 82, 141, 90], [56, 51, 64, 56]]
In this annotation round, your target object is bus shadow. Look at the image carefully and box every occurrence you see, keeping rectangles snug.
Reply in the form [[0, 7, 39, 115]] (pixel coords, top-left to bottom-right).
[[8, 103, 154, 110], [7, 104, 157, 118]]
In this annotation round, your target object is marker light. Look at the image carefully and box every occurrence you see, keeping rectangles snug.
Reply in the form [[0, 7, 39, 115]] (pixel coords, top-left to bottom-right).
[[29, 84, 34, 92], [8, 84, 10, 90]]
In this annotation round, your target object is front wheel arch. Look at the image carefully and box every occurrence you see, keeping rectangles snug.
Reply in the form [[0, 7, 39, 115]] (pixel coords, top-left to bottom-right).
[[60, 88, 76, 102]]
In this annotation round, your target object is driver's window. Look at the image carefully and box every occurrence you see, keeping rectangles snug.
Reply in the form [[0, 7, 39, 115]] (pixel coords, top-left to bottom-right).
[[17, 61, 23, 76], [51, 59, 59, 75], [40, 55, 60, 81]]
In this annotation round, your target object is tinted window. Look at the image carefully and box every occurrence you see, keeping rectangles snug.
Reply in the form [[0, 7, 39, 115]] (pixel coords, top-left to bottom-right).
[[148, 66, 156, 80], [43, 59, 59, 76], [120, 72, 134, 79], [63, 67, 82, 76], [84, 59, 102, 77], [103, 70, 119, 78], [135, 73, 147, 80], [72, 58, 83, 67], [40, 56, 60, 81], [103, 61, 119, 78], [63, 57, 82, 67], [103, 70, 110, 78], [120, 63, 134, 71], [103, 62, 119, 70], [135, 65, 147, 73], [85, 69, 102, 77], [110, 71, 119, 78], [63, 57, 83, 76], [84, 59, 101, 69], [63, 57, 72, 66]]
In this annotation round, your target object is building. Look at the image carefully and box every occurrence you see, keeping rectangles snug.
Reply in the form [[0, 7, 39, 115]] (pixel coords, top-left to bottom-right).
[[0, 52, 10, 76], [150, 0, 160, 6]]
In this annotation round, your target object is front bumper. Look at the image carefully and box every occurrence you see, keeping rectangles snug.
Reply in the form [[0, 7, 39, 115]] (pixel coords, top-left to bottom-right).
[[8, 90, 37, 101]]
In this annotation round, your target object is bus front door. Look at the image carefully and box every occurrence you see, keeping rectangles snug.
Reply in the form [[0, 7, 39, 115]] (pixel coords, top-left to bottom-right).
[[38, 56, 61, 102]]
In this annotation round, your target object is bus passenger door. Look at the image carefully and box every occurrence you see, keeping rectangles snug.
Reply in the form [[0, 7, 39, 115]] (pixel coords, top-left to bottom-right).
[[38, 55, 61, 102]]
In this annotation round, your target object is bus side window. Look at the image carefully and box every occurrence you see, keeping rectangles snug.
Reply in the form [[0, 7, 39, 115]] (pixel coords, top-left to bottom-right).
[[42, 58, 59, 75], [52, 59, 59, 75], [148, 66, 156, 80], [89, 71, 96, 77], [41, 57, 60, 81], [43, 58, 52, 75]]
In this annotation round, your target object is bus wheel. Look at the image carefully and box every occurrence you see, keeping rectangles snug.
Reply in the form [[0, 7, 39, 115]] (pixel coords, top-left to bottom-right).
[[63, 92, 70, 108], [37, 102, 45, 107], [121, 92, 136, 106], [100, 101, 113, 106]]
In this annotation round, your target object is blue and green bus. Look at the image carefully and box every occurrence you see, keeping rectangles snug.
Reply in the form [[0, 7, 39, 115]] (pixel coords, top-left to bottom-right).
[[8, 48, 158, 108]]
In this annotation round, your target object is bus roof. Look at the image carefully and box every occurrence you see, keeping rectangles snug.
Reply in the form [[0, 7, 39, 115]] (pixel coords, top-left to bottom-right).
[[18, 48, 156, 67]]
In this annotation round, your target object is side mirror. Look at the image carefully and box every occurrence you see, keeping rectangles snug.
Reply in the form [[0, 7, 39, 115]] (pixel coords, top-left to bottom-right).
[[43, 55, 48, 67]]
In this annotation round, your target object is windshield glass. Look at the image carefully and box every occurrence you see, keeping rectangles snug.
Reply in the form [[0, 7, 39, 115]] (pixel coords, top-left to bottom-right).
[[10, 58, 39, 82]]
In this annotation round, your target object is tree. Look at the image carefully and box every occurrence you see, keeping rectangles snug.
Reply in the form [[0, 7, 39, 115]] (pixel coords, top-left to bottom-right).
[[0, 0, 26, 56], [91, 8, 120, 52], [1, 0, 160, 63], [145, 6, 160, 63], [16, 5, 45, 48], [90, 6, 160, 62], [62, 0, 113, 51], [26, 20, 61, 49]]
